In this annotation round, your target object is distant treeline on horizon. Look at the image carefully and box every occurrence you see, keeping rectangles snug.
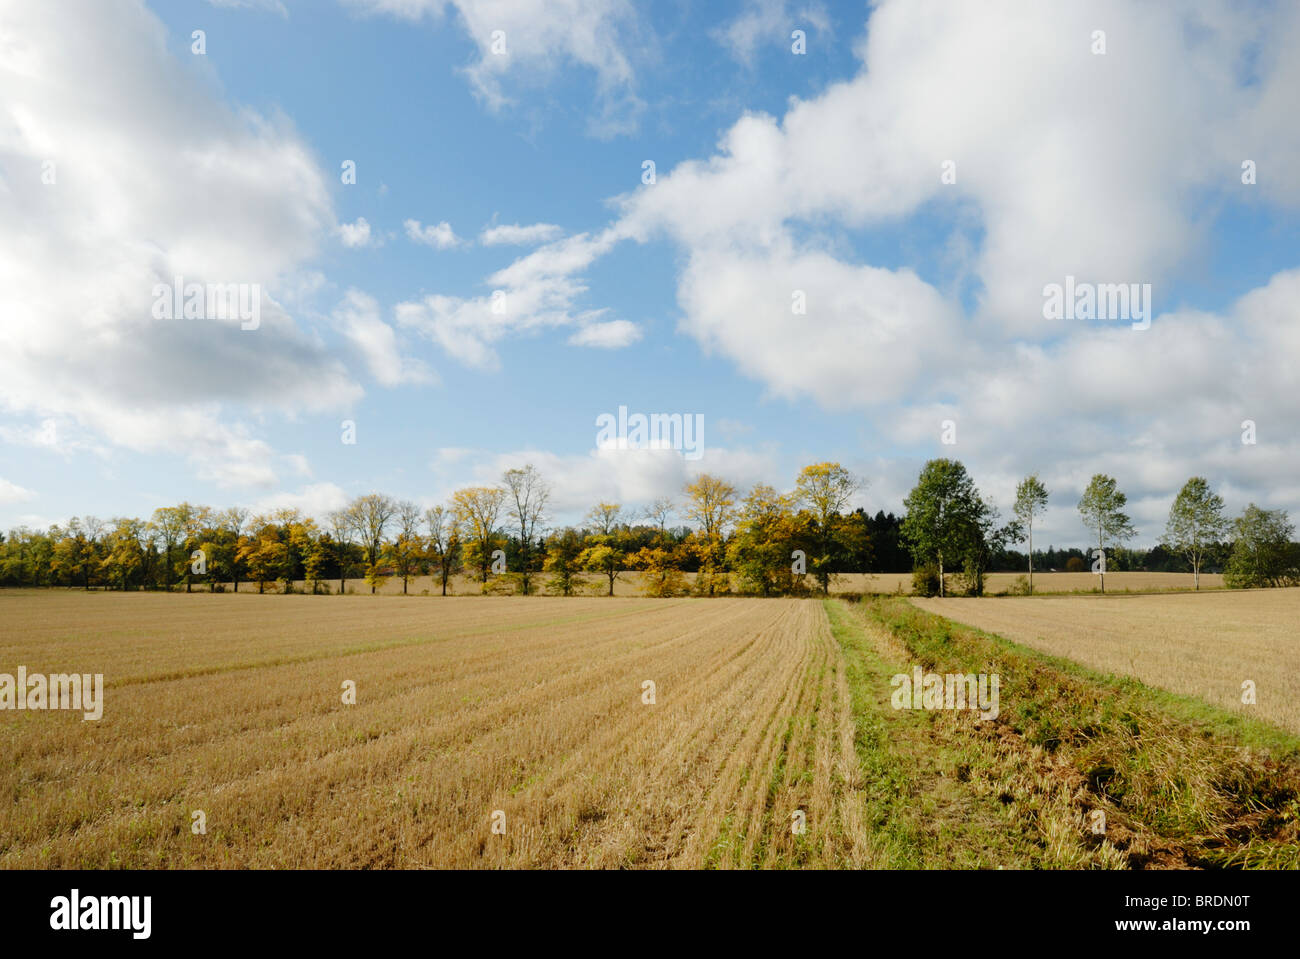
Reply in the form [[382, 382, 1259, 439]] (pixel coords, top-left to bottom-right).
[[2, 459, 1297, 597]]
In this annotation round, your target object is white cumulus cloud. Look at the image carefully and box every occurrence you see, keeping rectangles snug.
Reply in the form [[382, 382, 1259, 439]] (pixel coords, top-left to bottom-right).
[[404, 218, 462, 249]]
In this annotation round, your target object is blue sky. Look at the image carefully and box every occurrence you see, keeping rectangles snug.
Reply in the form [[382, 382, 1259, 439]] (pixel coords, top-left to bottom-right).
[[2, 0, 1299, 548]]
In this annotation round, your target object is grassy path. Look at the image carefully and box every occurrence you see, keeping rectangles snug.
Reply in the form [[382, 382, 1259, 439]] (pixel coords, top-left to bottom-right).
[[825, 598, 1056, 867]]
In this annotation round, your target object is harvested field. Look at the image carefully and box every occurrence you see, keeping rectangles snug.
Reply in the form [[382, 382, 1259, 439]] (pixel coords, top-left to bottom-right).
[[834, 571, 1225, 595], [3, 589, 1296, 869], [912, 589, 1300, 734], [0, 590, 869, 868]]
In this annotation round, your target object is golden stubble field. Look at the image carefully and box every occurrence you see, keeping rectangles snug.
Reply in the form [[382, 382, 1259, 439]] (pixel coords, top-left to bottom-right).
[[912, 588, 1300, 734], [0, 591, 872, 868], [835, 571, 1226, 595]]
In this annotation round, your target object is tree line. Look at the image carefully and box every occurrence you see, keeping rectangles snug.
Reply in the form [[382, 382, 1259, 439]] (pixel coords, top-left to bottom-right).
[[1, 460, 1296, 596], [903, 462, 1300, 595]]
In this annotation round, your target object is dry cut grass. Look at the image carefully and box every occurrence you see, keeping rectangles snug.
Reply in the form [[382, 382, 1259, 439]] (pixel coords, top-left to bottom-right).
[[912, 588, 1300, 734], [0, 590, 872, 868]]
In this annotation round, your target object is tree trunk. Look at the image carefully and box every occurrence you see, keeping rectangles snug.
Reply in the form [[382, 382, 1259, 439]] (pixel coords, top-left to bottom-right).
[[939, 554, 945, 598], [1028, 523, 1034, 596], [1098, 521, 1105, 595]]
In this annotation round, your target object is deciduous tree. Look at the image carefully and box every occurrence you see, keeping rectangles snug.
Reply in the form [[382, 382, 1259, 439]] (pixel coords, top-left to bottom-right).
[[1224, 504, 1300, 589], [391, 500, 424, 595], [1162, 477, 1228, 590], [901, 459, 989, 598], [452, 486, 506, 585], [1013, 474, 1049, 595], [728, 483, 799, 596], [682, 475, 737, 596], [794, 462, 862, 594], [327, 508, 357, 595], [424, 505, 460, 596], [543, 528, 583, 596], [503, 465, 549, 595], [579, 503, 627, 596], [348, 494, 397, 594], [1077, 474, 1136, 594]]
